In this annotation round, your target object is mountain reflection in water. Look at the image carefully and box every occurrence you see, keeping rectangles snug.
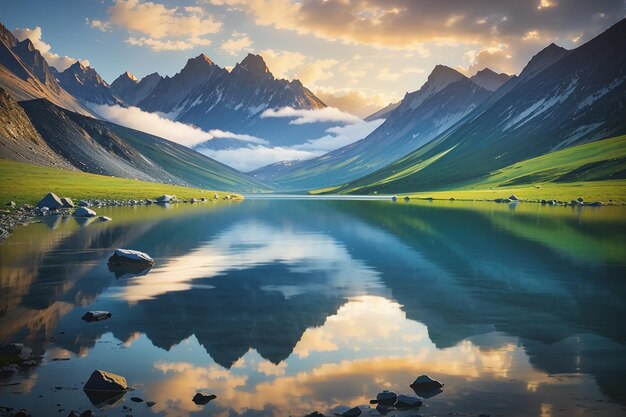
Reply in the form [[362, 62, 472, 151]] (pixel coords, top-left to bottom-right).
[[0, 199, 625, 416]]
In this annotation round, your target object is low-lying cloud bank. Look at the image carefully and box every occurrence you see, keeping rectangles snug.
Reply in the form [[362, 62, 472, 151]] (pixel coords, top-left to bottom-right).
[[91, 104, 383, 172], [91, 104, 268, 147], [261, 106, 361, 125]]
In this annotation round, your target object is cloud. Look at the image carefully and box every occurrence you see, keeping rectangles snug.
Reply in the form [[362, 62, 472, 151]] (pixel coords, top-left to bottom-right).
[[261, 107, 361, 125], [91, 104, 268, 147], [127, 36, 212, 52], [461, 44, 515, 75], [259, 49, 338, 86], [12, 27, 89, 71], [94, 0, 222, 51], [294, 118, 385, 152], [85, 18, 112, 32], [315, 89, 390, 118], [378, 67, 426, 82], [221, 32, 253, 55], [198, 145, 320, 172], [209, 0, 625, 51]]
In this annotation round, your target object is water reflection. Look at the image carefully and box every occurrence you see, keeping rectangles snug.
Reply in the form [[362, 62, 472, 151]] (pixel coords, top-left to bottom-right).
[[0, 199, 625, 416]]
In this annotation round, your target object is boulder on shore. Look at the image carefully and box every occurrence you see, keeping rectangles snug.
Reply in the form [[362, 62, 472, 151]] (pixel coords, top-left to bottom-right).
[[73, 207, 97, 217], [81, 311, 112, 322], [83, 370, 129, 391], [0, 343, 32, 361], [61, 197, 75, 208], [156, 195, 174, 204], [108, 249, 154, 266], [192, 393, 216, 405], [37, 192, 63, 209]]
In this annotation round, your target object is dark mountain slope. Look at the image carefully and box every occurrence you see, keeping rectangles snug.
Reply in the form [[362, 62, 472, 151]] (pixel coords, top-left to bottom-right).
[[336, 18, 626, 194]]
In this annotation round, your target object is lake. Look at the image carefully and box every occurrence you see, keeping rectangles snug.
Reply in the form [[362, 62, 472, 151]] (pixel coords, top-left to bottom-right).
[[1, 197, 625, 417]]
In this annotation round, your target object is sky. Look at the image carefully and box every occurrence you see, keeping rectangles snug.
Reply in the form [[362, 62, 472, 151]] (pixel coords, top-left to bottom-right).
[[4, 0, 625, 117]]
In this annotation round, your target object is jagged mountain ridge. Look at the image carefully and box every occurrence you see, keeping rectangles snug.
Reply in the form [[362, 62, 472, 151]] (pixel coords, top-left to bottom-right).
[[0, 22, 91, 115], [110, 71, 161, 106], [334, 18, 626, 193], [251, 65, 493, 190], [56, 61, 121, 106]]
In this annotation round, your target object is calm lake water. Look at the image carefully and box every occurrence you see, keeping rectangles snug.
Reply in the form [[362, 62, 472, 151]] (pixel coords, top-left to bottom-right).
[[1, 197, 625, 417]]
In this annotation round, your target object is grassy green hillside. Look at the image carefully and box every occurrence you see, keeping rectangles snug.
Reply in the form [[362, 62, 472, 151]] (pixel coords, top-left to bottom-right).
[[0, 159, 240, 206], [331, 135, 626, 203]]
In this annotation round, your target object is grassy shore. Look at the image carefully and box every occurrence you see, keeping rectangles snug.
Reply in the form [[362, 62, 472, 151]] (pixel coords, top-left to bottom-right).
[[0, 159, 241, 206], [311, 135, 626, 204]]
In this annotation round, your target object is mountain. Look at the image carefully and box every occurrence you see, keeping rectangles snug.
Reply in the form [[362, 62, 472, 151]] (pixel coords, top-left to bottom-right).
[[365, 100, 401, 121], [15, 98, 269, 192], [56, 61, 121, 106], [251, 65, 492, 190], [0, 22, 91, 115], [333, 18, 626, 194], [470, 68, 512, 91], [129, 53, 328, 149], [0, 86, 73, 169], [110, 71, 161, 106], [138, 54, 225, 116]]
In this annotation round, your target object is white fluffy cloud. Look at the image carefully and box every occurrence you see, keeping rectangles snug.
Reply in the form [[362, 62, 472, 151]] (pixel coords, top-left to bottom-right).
[[91, 104, 267, 147], [221, 32, 253, 55], [294, 119, 385, 152], [12, 27, 89, 71], [258, 49, 337, 86], [261, 107, 361, 125], [198, 146, 320, 172], [315, 89, 390, 118], [93, 0, 222, 52]]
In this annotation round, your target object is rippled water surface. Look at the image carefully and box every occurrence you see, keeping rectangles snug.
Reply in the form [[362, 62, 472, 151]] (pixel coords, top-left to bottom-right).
[[1, 198, 625, 416]]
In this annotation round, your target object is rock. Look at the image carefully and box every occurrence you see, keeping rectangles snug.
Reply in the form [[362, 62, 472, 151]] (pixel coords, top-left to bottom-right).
[[67, 412, 80, 417], [79, 411, 94, 417], [156, 195, 174, 204], [73, 207, 97, 218], [130, 397, 143, 402], [213, 194, 219, 199], [395, 395, 422, 409], [108, 249, 154, 267], [6, 201, 15, 208], [0, 343, 32, 360], [577, 197, 584, 202], [1, 364, 19, 377], [81, 311, 112, 322], [78, 200, 90, 207], [192, 393, 216, 405], [13, 409, 28, 417], [146, 401, 156, 407], [334, 407, 361, 417], [410, 375, 444, 391], [494, 198, 504, 203], [570, 200, 579, 206], [588, 201, 603, 206], [404, 196, 410, 201], [83, 370, 129, 392], [61, 197, 75, 208], [508, 194, 519, 201], [37, 193, 63, 209], [99, 216, 112, 222], [304, 412, 325, 417], [369, 390, 397, 406], [391, 195, 397, 201], [190, 198, 197, 203]]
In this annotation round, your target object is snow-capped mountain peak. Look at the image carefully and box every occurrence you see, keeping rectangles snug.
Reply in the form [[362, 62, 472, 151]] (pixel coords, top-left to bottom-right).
[[235, 53, 273, 79]]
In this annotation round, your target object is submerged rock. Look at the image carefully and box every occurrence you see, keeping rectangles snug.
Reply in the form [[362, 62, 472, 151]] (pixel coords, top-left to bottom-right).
[[81, 311, 112, 322], [108, 249, 154, 267], [73, 207, 97, 218], [99, 216, 112, 222], [395, 395, 422, 409], [37, 192, 63, 209], [83, 370, 129, 392], [410, 375, 444, 391], [370, 390, 397, 406], [192, 393, 216, 405], [334, 407, 361, 417]]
